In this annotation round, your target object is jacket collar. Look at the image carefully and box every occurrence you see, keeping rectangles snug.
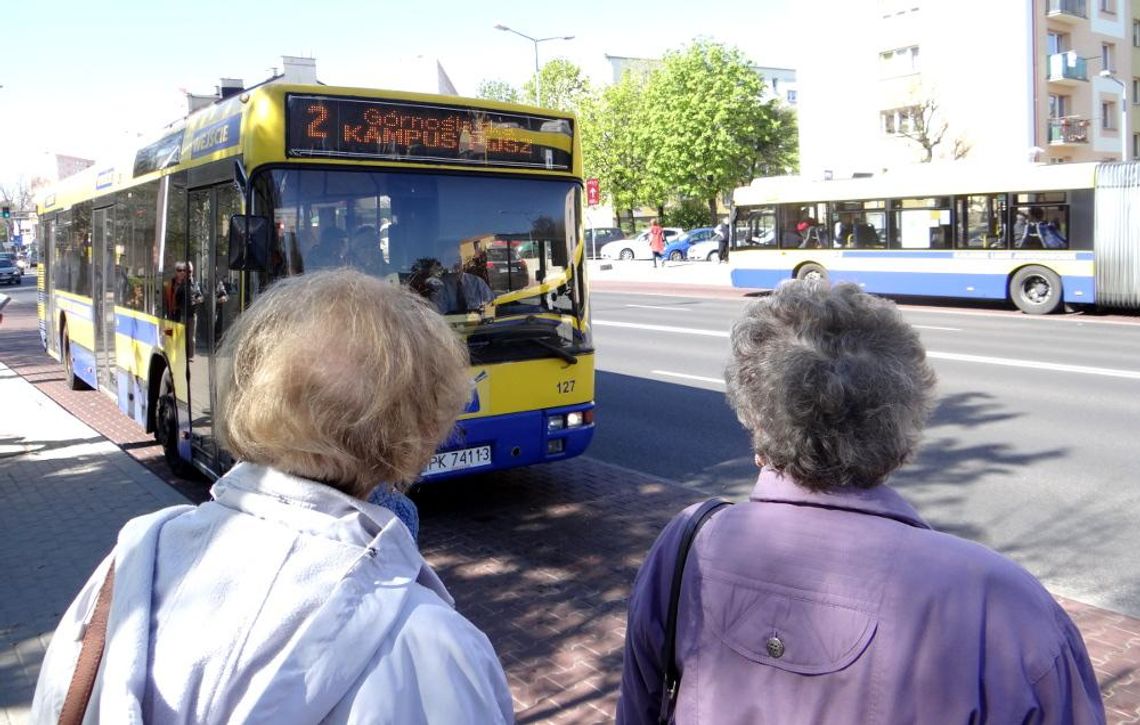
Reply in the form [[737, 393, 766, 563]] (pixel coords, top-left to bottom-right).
[[210, 462, 406, 548], [750, 466, 931, 530]]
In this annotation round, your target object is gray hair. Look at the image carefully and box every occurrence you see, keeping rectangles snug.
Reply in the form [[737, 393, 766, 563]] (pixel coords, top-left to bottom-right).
[[216, 269, 471, 497], [725, 281, 936, 492]]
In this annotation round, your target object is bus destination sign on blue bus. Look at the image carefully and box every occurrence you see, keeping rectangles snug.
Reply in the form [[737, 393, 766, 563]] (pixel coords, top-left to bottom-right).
[[285, 94, 573, 171]]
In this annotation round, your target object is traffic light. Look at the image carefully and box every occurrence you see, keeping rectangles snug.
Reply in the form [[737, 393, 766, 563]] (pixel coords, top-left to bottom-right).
[[1, 207, 9, 219]]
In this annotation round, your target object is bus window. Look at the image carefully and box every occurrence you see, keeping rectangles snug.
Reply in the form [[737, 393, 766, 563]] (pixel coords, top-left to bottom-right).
[[956, 194, 1008, 250], [778, 202, 828, 248], [833, 200, 885, 249], [889, 197, 951, 250], [1012, 192, 1069, 250], [739, 207, 776, 248]]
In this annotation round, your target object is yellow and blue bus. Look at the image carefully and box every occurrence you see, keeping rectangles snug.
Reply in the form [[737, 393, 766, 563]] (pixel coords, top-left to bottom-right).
[[729, 161, 1140, 314], [37, 82, 595, 480]]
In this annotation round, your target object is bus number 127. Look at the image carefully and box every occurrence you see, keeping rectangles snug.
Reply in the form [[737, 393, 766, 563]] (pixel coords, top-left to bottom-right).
[[556, 380, 575, 394]]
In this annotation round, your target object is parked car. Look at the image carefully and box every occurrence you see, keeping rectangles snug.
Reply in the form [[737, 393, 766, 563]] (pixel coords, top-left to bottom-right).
[[598, 227, 683, 260], [0, 256, 22, 285], [585, 227, 625, 257], [661, 227, 716, 262], [688, 229, 775, 261]]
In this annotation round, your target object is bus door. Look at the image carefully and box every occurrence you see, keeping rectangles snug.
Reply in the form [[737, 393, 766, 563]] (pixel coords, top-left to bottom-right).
[[186, 183, 243, 470], [91, 205, 117, 395]]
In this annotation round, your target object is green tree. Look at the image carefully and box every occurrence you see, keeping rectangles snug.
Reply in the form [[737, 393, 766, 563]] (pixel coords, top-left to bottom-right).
[[580, 71, 649, 221], [639, 40, 794, 224], [475, 79, 521, 104], [522, 59, 591, 112]]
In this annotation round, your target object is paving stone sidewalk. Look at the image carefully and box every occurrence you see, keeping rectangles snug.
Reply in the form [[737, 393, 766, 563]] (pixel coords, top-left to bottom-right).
[[3, 293, 1139, 723]]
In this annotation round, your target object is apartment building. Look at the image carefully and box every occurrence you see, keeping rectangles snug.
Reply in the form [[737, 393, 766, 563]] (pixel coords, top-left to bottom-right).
[[796, 0, 1138, 178]]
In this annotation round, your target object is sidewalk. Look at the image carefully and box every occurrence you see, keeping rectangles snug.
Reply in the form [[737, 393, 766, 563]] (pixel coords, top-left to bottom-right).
[[2, 287, 1140, 723], [0, 362, 189, 725]]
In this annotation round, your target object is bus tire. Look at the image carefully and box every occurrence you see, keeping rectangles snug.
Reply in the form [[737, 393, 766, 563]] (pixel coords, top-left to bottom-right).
[[155, 368, 194, 477], [796, 263, 828, 282], [1010, 266, 1063, 315], [619, 248, 635, 261], [61, 327, 90, 391]]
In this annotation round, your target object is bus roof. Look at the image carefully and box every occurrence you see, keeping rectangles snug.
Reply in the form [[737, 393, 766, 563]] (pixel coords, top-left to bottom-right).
[[734, 162, 1100, 207], [37, 83, 580, 214]]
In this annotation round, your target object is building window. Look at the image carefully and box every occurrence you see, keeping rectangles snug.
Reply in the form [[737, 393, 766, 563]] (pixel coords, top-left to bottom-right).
[[1102, 42, 1115, 71], [879, 45, 921, 77], [1100, 0, 1114, 13], [1134, 133, 1140, 159], [881, 106, 922, 135], [786, 89, 798, 104], [1133, 19, 1140, 46], [1102, 101, 1116, 129], [1048, 31, 1067, 55], [1049, 94, 1070, 118], [1133, 78, 1140, 104]]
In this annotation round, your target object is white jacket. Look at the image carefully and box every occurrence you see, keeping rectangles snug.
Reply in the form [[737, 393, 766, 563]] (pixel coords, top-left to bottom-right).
[[31, 463, 514, 724]]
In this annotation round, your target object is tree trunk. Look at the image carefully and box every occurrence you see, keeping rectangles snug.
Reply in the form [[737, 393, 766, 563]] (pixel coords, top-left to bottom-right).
[[656, 204, 665, 221], [708, 196, 719, 226]]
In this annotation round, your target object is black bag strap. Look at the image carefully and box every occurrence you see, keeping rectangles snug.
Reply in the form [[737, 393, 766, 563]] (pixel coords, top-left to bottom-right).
[[659, 498, 732, 724]]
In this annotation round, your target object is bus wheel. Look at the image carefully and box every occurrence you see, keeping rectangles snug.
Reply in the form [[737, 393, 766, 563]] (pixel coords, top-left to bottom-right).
[[156, 369, 194, 477], [61, 328, 89, 391], [796, 263, 828, 282], [1010, 266, 1062, 314]]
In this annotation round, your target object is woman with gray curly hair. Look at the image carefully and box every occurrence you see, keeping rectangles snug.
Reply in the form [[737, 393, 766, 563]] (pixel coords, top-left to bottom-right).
[[618, 282, 1103, 724], [33, 270, 514, 724]]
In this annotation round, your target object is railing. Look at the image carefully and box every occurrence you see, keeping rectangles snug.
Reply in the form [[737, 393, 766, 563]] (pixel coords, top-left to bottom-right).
[[1046, 0, 1087, 18], [1048, 117, 1090, 144], [1046, 52, 1088, 82]]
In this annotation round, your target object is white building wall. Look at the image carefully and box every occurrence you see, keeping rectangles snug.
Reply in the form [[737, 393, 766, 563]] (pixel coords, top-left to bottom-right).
[[797, 0, 1037, 177]]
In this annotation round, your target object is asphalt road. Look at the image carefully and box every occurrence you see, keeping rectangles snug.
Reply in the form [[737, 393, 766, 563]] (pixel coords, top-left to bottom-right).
[[589, 289, 1140, 617]]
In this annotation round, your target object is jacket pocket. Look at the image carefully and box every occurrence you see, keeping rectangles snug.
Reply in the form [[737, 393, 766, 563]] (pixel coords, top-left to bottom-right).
[[701, 575, 877, 675]]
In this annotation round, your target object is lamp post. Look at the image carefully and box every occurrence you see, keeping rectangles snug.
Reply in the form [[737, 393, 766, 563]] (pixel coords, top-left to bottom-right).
[[493, 24, 574, 106], [1099, 69, 1130, 160]]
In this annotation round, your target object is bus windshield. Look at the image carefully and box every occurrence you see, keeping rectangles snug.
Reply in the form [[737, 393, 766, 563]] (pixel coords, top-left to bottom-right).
[[252, 169, 582, 324]]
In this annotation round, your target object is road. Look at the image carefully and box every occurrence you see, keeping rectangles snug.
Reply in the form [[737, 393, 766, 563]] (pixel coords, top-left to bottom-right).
[[589, 289, 1140, 617]]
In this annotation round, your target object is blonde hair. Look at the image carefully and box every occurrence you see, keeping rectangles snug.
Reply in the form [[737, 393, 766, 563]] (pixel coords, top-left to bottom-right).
[[216, 269, 471, 497]]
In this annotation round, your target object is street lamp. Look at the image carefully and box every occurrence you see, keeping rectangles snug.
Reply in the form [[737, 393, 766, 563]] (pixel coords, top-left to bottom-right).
[[1099, 69, 1130, 160], [493, 24, 574, 106]]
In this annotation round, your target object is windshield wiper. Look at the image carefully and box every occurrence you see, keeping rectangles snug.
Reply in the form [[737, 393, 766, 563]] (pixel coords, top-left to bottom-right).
[[467, 316, 581, 364]]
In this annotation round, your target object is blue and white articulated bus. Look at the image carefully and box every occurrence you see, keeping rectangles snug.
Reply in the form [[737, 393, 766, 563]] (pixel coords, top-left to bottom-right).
[[728, 161, 1140, 314]]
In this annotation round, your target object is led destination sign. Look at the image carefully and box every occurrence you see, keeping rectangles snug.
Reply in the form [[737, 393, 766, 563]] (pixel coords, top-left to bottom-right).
[[285, 95, 573, 171]]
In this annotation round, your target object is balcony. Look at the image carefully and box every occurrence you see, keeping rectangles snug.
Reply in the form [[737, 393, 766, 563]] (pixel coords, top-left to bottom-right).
[[1046, 52, 1088, 84], [1048, 116, 1090, 145], [1046, 0, 1087, 22]]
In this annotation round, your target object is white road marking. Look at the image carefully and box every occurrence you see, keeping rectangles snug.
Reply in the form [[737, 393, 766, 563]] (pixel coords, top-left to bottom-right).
[[927, 352, 1140, 380], [651, 370, 725, 385], [625, 304, 692, 312], [594, 318, 1140, 380], [914, 325, 961, 332], [593, 319, 728, 337]]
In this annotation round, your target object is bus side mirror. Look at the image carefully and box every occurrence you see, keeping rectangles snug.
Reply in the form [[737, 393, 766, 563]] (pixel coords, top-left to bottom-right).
[[228, 215, 270, 271]]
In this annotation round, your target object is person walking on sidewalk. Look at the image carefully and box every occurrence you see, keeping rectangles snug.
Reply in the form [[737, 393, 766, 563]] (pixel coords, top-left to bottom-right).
[[649, 219, 666, 268], [617, 281, 1104, 725], [32, 270, 513, 724]]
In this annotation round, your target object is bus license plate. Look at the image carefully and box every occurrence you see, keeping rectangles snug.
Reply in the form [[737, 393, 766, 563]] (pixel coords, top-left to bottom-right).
[[423, 445, 492, 475]]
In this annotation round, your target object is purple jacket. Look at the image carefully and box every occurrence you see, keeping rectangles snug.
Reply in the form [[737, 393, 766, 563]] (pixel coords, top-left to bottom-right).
[[617, 468, 1105, 724]]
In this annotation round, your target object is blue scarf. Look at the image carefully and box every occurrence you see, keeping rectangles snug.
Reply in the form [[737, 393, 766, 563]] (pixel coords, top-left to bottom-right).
[[367, 487, 420, 542]]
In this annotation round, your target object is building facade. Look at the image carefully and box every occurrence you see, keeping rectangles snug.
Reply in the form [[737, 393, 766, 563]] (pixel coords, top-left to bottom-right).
[[797, 0, 1138, 179]]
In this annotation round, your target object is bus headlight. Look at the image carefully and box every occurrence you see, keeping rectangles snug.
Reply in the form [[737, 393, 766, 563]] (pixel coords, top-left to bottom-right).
[[565, 411, 584, 428], [547, 416, 565, 432]]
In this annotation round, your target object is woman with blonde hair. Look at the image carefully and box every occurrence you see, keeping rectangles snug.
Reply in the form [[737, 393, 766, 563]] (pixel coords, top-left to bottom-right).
[[32, 270, 513, 724]]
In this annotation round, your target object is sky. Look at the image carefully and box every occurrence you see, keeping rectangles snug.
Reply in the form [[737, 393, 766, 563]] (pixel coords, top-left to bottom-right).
[[0, 0, 798, 193]]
